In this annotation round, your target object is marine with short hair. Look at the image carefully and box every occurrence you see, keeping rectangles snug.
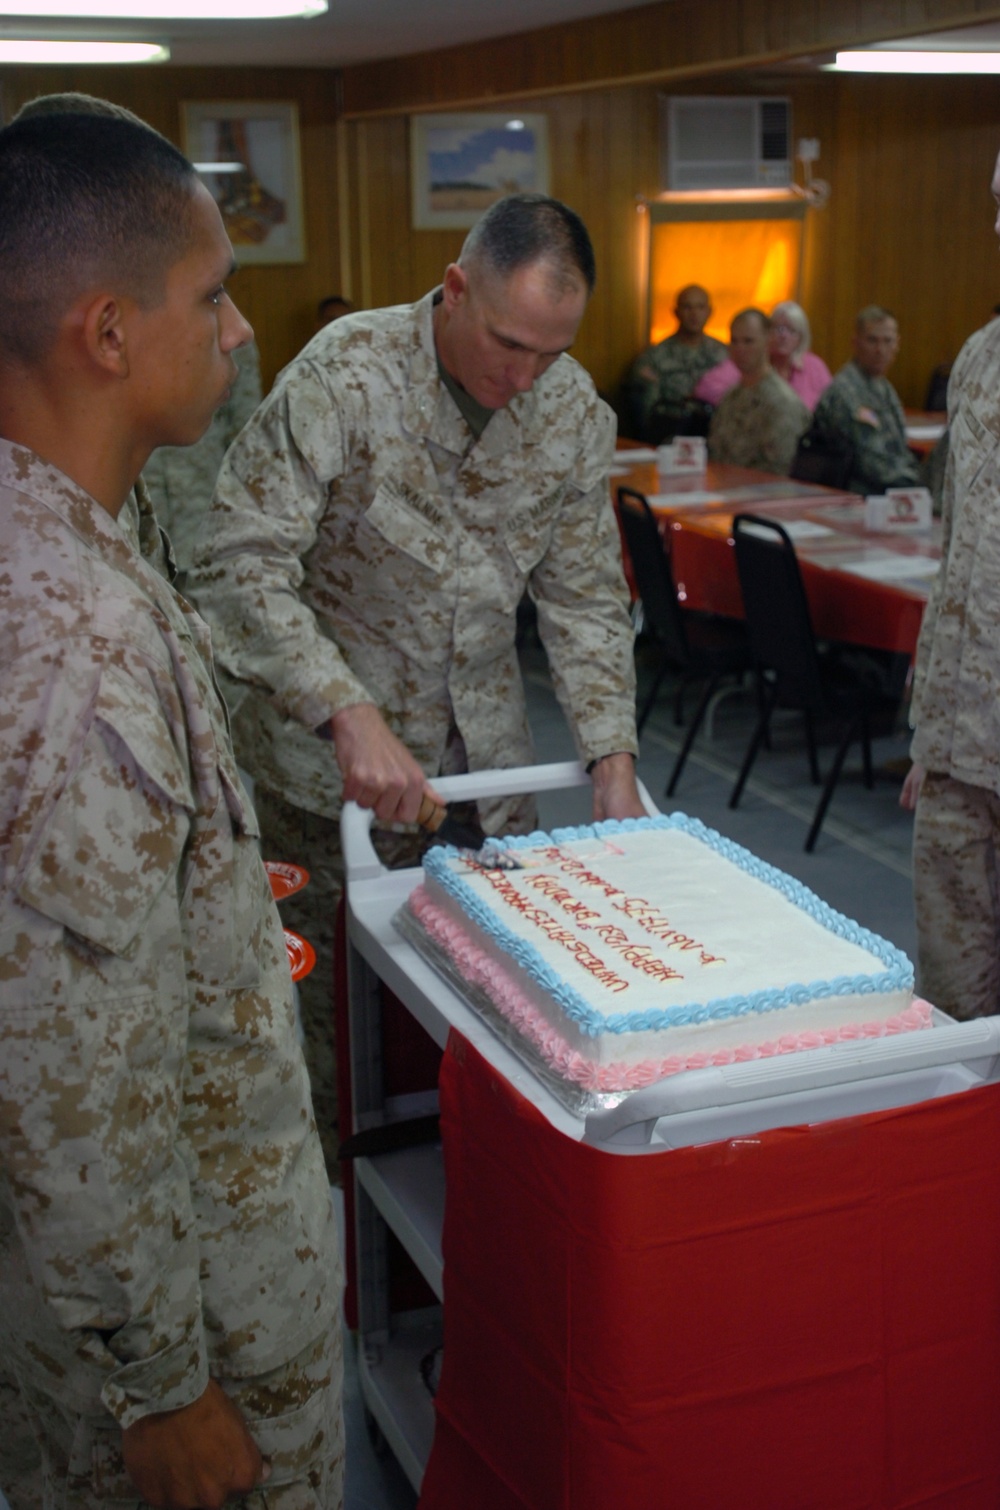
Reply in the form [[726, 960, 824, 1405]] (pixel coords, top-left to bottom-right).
[[707, 307, 811, 475], [0, 108, 342, 1510], [810, 305, 921, 497], [902, 149, 1000, 1022], [624, 283, 729, 443], [188, 192, 643, 1167]]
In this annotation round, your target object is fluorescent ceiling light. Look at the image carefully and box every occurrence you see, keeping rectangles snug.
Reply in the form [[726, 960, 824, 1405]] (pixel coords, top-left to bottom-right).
[[0, 38, 168, 60], [1, 0, 326, 15], [193, 162, 246, 174], [828, 49, 1000, 74]]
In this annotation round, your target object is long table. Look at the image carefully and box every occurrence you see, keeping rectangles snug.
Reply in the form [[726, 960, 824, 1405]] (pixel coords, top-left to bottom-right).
[[611, 451, 941, 656]]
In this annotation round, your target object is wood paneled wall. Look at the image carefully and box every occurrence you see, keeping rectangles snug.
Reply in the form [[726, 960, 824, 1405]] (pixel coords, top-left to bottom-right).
[[341, 0, 1000, 117], [338, 71, 1000, 410], [3, 48, 1000, 410], [0, 65, 343, 391]]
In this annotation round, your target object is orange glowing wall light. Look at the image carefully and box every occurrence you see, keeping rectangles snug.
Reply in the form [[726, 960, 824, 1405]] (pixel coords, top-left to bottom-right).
[[647, 197, 806, 346]]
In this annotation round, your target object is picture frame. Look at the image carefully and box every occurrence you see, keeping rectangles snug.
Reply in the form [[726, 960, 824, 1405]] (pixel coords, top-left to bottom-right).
[[182, 100, 306, 265], [410, 111, 550, 230]]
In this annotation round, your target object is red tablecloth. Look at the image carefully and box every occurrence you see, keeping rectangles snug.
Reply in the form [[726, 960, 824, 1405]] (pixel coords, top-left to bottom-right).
[[613, 458, 939, 657], [420, 1033, 1000, 1510]]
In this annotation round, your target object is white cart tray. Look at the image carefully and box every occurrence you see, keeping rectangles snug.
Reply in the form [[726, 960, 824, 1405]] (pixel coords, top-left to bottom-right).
[[343, 762, 1000, 1152]]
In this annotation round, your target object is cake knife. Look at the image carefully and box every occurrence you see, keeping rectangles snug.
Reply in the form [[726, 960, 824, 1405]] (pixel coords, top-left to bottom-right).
[[417, 793, 488, 851]]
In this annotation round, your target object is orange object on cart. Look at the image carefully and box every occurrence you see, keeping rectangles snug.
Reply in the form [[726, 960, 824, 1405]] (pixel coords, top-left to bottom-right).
[[265, 860, 310, 901], [283, 928, 316, 982]]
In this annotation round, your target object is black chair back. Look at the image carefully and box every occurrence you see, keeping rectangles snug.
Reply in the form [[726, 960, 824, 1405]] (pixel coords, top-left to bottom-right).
[[731, 514, 825, 713], [790, 428, 853, 491], [617, 488, 690, 666], [673, 402, 713, 438]]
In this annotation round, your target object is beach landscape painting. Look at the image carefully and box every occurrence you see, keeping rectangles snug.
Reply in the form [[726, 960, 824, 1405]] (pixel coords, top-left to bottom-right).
[[411, 112, 550, 230]]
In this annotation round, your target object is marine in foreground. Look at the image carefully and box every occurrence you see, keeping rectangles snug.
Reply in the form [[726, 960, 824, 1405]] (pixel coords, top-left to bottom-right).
[[0, 111, 342, 1509]]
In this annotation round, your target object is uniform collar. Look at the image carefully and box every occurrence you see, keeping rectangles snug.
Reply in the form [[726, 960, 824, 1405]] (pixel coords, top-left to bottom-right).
[[849, 360, 887, 391], [401, 287, 550, 456], [0, 437, 197, 641], [0, 437, 137, 570]]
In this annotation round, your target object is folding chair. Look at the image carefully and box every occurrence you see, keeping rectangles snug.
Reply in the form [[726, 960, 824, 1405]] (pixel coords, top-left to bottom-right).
[[617, 487, 750, 797], [729, 512, 899, 851]]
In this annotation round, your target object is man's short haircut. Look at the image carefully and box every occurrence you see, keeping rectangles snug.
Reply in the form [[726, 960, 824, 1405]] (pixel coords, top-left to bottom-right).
[[855, 304, 897, 331], [318, 294, 352, 317], [676, 284, 710, 304], [731, 306, 770, 334], [13, 91, 146, 127], [0, 112, 198, 366], [459, 192, 596, 296]]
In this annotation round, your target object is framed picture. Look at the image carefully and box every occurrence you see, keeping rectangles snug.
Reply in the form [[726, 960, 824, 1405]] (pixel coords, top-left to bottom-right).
[[182, 100, 306, 265], [410, 111, 550, 230]]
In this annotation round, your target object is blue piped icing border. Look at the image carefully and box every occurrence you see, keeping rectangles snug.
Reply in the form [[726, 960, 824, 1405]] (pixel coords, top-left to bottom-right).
[[421, 814, 913, 1039]]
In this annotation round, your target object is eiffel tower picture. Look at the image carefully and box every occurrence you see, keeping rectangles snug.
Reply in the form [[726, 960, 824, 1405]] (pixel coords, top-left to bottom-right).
[[184, 102, 306, 265], [214, 117, 287, 245]]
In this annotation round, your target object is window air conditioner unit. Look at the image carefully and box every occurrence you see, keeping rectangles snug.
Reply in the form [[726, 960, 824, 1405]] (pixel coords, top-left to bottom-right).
[[662, 96, 791, 191]]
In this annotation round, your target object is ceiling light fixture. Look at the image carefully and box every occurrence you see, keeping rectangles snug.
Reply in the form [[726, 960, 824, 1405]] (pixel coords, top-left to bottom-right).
[[0, 38, 168, 61], [193, 161, 246, 174], [827, 49, 1000, 74], [1, 0, 326, 15]]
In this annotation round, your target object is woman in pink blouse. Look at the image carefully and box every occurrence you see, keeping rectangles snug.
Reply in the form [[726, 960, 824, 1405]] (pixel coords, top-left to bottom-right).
[[694, 300, 832, 411]]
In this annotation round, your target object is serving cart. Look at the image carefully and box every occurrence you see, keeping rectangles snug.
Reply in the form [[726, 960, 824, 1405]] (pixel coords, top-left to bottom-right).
[[341, 762, 1000, 1509]]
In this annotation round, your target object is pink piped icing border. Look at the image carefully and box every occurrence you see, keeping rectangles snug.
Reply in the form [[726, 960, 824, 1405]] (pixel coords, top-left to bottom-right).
[[409, 885, 933, 1093]]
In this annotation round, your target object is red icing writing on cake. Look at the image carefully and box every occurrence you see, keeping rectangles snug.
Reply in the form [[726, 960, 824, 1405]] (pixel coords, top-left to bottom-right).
[[590, 924, 683, 982], [609, 897, 724, 966], [536, 848, 626, 901], [478, 867, 683, 985], [522, 872, 602, 923], [474, 866, 630, 993], [533, 850, 725, 967]]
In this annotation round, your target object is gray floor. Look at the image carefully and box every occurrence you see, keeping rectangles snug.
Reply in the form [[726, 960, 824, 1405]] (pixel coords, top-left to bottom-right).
[[0, 642, 919, 1510]]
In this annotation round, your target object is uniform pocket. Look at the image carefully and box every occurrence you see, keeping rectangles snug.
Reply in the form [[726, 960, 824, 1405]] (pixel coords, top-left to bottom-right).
[[67, 1417, 140, 1505], [238, 1328, 344, 1495], [503, 488, 561, 575], [18, 668, 192, 959], [364, 479, 450, 574], [178, 795, 267, 991]]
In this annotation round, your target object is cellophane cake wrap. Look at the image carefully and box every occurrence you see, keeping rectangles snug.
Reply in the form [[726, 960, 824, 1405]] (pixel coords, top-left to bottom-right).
[[395, 814, 928, 1115]]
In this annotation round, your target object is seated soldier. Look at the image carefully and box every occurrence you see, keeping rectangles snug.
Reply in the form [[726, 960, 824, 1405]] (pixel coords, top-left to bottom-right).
[[624, 283, 727, 443], [810, 305, 921, 497], [707, 307, 810, 475], [695, 298, 832, 412]]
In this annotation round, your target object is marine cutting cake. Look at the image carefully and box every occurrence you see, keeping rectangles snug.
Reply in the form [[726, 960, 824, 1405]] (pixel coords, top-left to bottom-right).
[[399, 814, 929, 1092]]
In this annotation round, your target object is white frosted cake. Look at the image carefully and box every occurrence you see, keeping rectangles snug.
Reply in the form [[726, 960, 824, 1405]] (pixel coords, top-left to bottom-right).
[[401, 815, 928, 1092]]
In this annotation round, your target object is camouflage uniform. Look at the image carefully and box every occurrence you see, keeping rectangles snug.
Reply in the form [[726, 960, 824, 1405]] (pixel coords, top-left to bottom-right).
[[119, 477, 176, 582], [910, 320, 1000, 1020], [143, 339, 262, 575], [0, 440, 343, 1507], [706, 369, 811, 475], [811, 359, 920, 497], [187, 290, 638, 1166], [625, 331, 729, 443]]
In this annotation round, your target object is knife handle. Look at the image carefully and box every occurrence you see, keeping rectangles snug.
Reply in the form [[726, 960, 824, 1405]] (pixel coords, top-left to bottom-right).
[[417, 793, 448, 834]]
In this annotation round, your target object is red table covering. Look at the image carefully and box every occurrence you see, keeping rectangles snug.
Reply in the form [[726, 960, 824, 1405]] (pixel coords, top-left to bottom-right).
[[612, 457, 938, 656], [420, 1033, 1000, 1510]]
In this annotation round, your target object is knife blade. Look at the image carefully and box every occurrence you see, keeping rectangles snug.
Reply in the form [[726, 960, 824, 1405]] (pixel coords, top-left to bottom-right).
[[417, 793, 487, 851]]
